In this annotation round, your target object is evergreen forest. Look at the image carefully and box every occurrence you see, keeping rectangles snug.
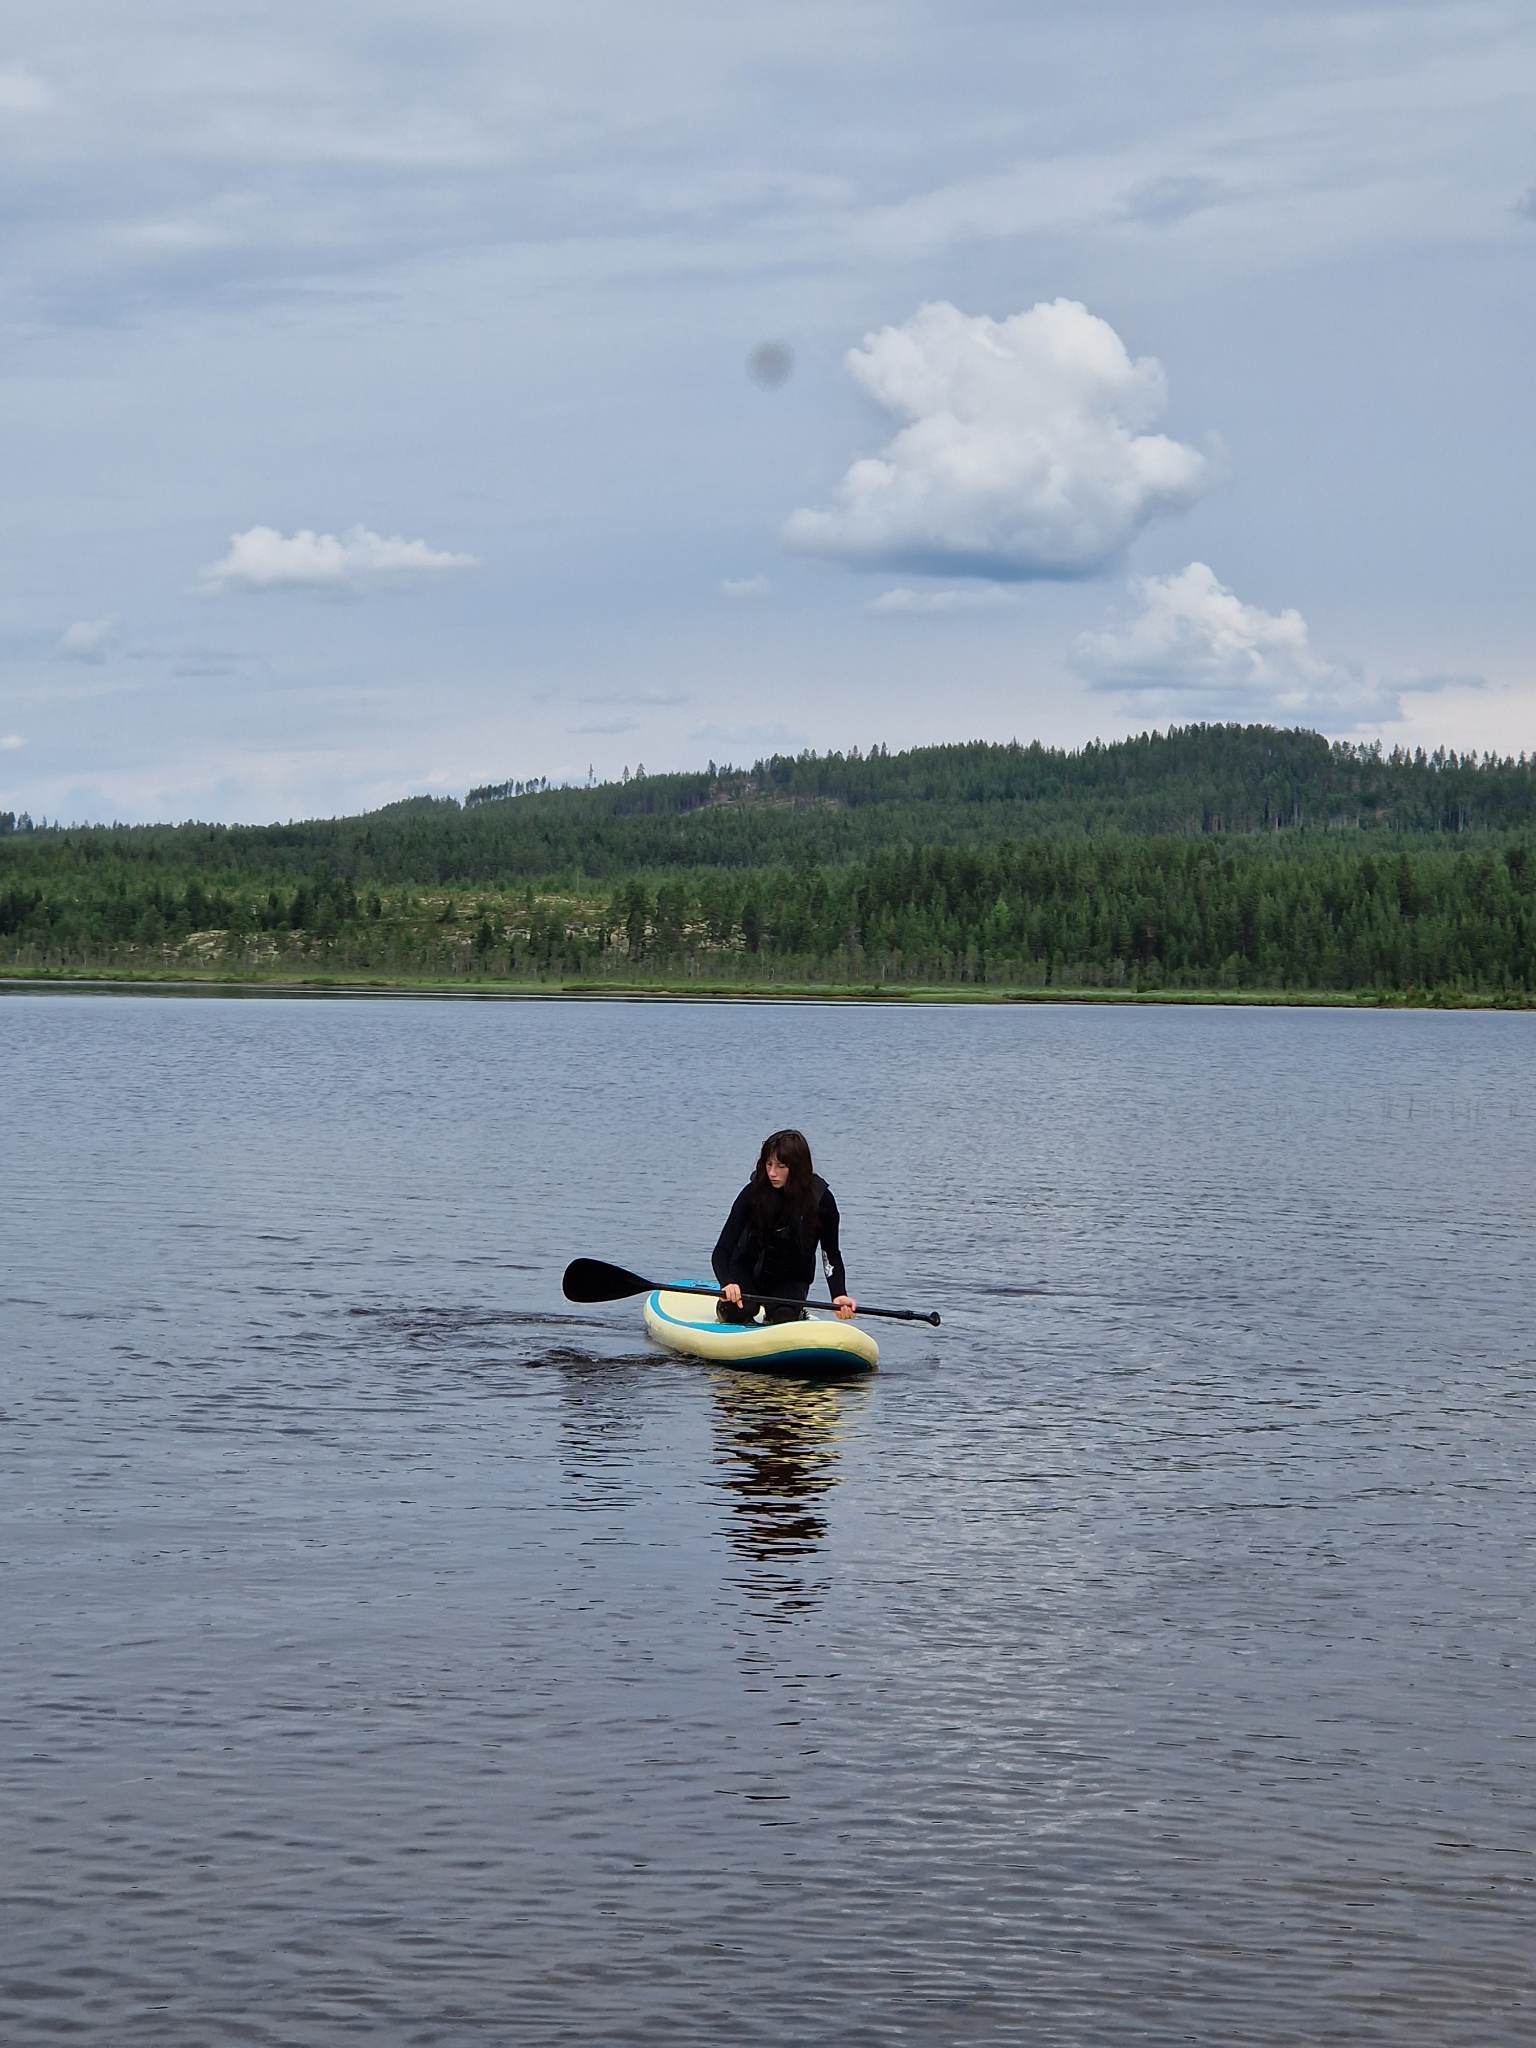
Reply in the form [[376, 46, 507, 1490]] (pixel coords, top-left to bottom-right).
[[3, 724, 1534, 1003]]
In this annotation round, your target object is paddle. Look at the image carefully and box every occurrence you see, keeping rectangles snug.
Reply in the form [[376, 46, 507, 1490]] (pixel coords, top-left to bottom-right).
[[562, 1257, 941, 1327]]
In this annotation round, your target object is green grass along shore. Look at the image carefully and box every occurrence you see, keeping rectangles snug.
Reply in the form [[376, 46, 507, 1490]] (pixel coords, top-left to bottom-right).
[[4, 965, 1529, 1010]]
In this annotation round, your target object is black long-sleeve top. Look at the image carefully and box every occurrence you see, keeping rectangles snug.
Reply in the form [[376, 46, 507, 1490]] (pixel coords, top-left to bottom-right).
[[711, 1177, 848, 1303]]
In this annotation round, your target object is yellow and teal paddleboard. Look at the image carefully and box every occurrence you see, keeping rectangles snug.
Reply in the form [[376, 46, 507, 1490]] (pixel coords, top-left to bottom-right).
[[643, 1286, 878, 1375]]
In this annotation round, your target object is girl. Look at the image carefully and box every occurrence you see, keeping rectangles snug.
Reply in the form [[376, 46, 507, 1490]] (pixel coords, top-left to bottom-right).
[[712, 1129, 858, 1324]]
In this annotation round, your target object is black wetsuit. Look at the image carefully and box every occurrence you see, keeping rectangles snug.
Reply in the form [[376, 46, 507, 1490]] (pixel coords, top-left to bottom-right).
[[711, 1177, 848, 1324]]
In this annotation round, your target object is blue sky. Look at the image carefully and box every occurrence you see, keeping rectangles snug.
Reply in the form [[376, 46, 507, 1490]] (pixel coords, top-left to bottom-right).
[[2, 0, 1534, 824]]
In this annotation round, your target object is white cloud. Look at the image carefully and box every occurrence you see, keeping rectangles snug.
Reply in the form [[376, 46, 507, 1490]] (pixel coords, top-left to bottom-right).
[[3, 6, 1532, 343], [1118, 172, 1235, 227], [0, 733, 25, 751], [119, 217, 238, 256], [721, 576, 770, 598], [580, 687, 690, 708], [58, 616, 116, 662], [785, 300, 1211, 581], [0, 64, 51, 115], [1073, 563, 1335, 692], [869, 584, 1020, 614], [687, 721, 808, 756], [1069, 562, 1475, 729], [201, 525, 480, 593]]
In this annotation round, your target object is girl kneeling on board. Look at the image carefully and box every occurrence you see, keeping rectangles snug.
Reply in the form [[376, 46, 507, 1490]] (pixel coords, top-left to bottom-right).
[[712, 1128, 858, 1326]]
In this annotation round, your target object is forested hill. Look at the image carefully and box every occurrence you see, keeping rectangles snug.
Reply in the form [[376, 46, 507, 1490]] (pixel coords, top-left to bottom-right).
[[4, 725, 1535, 886], [5, 724, 1535, 999], [466, 724, 1536, 840]]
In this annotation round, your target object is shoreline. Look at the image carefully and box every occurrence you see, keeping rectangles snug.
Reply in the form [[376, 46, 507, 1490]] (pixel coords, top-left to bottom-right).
[[1, 969, 1530, 1011]]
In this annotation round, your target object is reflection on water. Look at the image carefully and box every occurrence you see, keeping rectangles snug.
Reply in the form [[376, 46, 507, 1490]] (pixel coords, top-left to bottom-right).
[[709, 1375, 867, 1621]]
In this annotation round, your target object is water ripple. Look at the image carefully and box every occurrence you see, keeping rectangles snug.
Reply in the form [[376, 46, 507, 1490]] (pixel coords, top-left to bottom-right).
[[3, 995, 1534, 2044]]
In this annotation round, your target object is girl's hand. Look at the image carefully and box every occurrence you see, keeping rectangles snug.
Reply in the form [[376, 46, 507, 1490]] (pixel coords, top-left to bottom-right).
[[833, 1295, 857, 1321], [721, 1282, 744, 1308]]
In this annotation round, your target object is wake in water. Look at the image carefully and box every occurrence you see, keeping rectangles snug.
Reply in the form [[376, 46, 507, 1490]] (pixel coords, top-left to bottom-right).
[[346, 1303, 613, 1345]]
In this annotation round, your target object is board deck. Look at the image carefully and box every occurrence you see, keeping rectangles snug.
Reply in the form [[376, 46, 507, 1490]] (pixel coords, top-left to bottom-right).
[[643, 1286, 879, 1374]]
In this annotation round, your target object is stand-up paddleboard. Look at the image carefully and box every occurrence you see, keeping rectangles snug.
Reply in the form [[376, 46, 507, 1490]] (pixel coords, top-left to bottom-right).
[[643, 1284, 879, 1375]]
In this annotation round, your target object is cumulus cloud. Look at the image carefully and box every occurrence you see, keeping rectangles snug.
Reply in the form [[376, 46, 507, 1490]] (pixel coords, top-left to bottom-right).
[[58, 616, 116, 662], [0, 733, 25, 751], [201, 524, 479, 592], [869, 584, 1020, 614], [720, 576, 770, 598], [1070, 562, 1476, 729], [785, 300, 1211, 582], [1072, 564, 1336, 693]]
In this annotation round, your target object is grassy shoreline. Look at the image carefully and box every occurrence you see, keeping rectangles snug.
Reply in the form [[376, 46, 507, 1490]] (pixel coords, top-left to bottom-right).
[[2, 966, 1531, 1010]]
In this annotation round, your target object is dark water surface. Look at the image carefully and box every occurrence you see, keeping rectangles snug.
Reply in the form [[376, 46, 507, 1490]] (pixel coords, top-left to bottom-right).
[[3, 993, 1533, 2046]]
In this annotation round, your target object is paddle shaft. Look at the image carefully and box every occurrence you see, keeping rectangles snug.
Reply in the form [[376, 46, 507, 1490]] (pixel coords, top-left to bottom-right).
[[652, 1278, 940, 1327], [562, 1257, 941, 1326]]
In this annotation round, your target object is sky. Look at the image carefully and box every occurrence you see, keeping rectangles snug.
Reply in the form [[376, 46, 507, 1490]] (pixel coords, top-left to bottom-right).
[[2, 0, 1534, 825]]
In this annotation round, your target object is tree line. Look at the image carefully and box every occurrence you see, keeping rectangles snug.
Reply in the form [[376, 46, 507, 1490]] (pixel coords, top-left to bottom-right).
[[4, 825, 1533, 999]]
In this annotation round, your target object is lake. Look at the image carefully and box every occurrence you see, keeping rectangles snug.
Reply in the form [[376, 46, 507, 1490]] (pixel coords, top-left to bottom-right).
[[3, 992, 1533, 2046]]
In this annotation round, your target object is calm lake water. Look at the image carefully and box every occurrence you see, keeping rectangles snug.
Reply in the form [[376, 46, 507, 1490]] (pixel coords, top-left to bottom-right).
[[3, 992, 1533, 2046]]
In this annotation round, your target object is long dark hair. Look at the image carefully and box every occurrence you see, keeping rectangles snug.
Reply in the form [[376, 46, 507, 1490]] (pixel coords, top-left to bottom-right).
[[750, 1128, 821, 1242]]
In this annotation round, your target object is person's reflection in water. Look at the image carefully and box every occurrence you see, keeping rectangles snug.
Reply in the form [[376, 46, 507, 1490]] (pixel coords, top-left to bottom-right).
[[709, 1372, 868, 1622]]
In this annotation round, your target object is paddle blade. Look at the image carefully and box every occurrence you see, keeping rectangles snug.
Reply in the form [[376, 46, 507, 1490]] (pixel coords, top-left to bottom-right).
[[562, 1258, 654, 1304]]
